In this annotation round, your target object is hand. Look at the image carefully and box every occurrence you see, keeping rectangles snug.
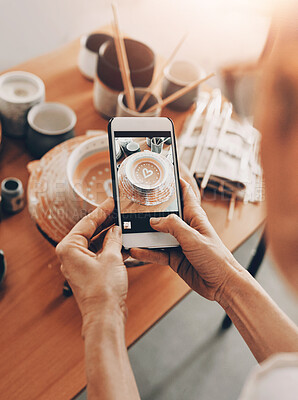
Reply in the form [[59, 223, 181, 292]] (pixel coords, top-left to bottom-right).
[[56, 198, 128, 329], [130, 180, 243, 303]]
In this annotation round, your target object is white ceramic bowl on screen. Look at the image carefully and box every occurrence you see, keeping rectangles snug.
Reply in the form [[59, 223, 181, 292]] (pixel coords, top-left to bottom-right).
[[125, 151, 168, 190], [67, 135, 109, 212]]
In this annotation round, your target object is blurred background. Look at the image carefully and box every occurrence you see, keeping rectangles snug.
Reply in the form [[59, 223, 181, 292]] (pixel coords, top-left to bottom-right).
[[0, 0, 271, 80]]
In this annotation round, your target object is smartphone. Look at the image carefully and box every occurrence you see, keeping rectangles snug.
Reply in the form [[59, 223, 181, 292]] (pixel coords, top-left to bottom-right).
[[108, 117, 183, 249]]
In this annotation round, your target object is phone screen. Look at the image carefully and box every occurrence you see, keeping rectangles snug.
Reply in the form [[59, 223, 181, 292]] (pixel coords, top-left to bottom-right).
[[113, 130, 181, 234]]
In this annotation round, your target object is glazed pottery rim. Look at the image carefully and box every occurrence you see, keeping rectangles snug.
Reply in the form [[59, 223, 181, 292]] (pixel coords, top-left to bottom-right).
[[67, 135, 109, 208], [80, 32, 112, 53], [98, 39, 155, 74], [1, 177, 22, 192], [0, 71, 45, 104], [118, 87, 161, 116], [27, 102, 77, 136], [164, 61, 205, 87]]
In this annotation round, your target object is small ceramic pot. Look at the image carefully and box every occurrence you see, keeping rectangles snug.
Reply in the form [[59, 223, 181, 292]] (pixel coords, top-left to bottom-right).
[[93, 77, 120, 119], [0, 71, 45, 138], [78, 33, 112, 80], [162, 61, 205, 111], [1, 177, 25, 214], [116, 88, 161, 117], [27, 102, 76, 158]]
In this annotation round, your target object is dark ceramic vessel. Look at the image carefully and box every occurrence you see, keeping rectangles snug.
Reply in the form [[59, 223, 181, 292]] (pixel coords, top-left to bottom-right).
[[97, 39, 155, 91]]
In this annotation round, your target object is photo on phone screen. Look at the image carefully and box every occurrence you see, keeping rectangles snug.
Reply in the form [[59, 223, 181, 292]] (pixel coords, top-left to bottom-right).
[[112, 130, 181, 234]]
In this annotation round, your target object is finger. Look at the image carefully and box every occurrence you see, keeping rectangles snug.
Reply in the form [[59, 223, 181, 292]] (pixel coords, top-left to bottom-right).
[[179, 163, 201, 201], [180, 179, 212, 232], [129, 248, 169, 265], [150, 214, 196, 246], [91, 211, 116, 240], [180, 179, 201, 209], [101, 225, 122, 258], [89, 224, 113, 254], [122, 249, 130, 262], [67, 198, 115, 247]]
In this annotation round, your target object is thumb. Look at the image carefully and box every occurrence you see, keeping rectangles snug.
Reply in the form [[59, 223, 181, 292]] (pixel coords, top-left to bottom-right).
[[150, 214, 197, 247], [101, 225, 122, 257]]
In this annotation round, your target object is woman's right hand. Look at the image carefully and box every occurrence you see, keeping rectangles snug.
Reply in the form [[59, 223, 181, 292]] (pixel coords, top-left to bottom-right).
[[130, 180, 244, 303]]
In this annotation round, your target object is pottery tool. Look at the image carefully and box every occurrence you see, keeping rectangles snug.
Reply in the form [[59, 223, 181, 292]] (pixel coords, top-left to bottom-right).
[[189, 89, 221, 174], [178, 91, 210, 158], [137, 33, 188, 112], [145, 73, 215, 113], [201, 102, 233, 189], [111, 4, 136, 110], [228, 192, 236, 221]]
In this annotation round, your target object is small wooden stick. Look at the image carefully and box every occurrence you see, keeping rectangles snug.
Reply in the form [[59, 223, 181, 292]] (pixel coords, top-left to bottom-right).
[[201, 102, 233, 189], [111, 4, 136, 110], [137, 33, 188, 112], [228, 193, 236, 221], [145, 73, 215, 113], [189, 89, 221, 174]]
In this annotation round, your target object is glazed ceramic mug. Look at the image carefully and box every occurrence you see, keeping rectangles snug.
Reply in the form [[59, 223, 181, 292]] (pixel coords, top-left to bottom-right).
[[94, 38, 155, 119], [78, 32, 112, 80], [27, 102, 76, 158], [0, 71, 45, 138], [162, 60, 205, 111]]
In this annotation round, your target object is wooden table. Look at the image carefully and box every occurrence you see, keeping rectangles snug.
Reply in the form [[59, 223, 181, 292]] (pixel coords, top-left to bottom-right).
[[0, 35, 265, 400]]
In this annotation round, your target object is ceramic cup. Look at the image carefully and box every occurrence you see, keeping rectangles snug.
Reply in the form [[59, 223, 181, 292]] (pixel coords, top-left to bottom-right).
[[0, 71, 45, 138], [78, 33, 112, 80], [125, 141, 141, 156], [94, 39, 155, 118], [162, 60, 205, 111], [116, 88, 161, 117], [1, 177, 25, 214], [151, 138, 164, 154], [27, 102, 76, 158]]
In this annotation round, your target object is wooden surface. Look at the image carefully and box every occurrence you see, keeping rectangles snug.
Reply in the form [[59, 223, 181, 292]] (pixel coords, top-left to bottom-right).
[[0, 32, 266, 400]]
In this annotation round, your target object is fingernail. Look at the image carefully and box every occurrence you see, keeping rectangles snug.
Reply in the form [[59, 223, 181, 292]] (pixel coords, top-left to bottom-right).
[[112, 225, 121, 237], [150, 217, 161, 225]]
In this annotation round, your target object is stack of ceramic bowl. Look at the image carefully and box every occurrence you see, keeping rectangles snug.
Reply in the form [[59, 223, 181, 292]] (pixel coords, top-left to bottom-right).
[[118, 151, 175, 206]]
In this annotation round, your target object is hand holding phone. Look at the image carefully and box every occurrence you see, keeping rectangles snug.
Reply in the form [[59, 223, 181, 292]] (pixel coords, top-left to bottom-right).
[[108, 117, 183, 249]]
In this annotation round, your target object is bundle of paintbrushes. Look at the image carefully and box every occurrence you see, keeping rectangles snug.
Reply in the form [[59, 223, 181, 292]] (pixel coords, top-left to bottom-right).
[[178, 89, 263, 208]]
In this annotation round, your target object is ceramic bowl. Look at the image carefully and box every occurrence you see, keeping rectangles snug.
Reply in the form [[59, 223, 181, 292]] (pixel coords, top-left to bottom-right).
[[78, 33, 112, 80], [94, 39, 155, 119], [67, 135, 110, 212], [27, 102, 76, 158], [125, 151, 168, 190], [97, 38, 155, 91]]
